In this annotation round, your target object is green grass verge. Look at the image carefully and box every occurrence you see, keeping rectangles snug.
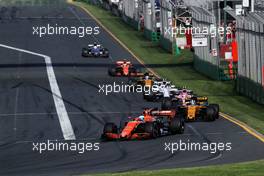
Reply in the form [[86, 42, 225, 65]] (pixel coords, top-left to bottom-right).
[[74, 2, 264, 134], [81, 160, 264, 176]]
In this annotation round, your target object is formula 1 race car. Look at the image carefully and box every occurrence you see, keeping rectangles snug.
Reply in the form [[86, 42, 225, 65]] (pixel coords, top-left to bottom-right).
[[153, 88, 193, 109], [82, 43, 109, 57], [101, 109, 184, 141], [128, 72, 156, 87], [143, 80, 179, 101], [161, 96, 219, 122], [108, 60, 143, 77]]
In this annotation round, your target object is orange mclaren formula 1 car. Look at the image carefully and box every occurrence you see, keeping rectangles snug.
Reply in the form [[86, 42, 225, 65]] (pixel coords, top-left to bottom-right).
[[101, 109, 184, 141], [108, 60, 144, 77]]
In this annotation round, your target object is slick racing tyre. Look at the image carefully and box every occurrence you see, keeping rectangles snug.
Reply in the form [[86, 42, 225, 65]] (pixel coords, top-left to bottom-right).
[[103, 123, 118, 134], [108, 67, 116, 76], [204, 106, 216, 121], [145, 122, 159, 138], [169, 115, 185, 134], [102, 49, 109, 57], [82, 48, 89, 57], [209, 104, 220, 119]]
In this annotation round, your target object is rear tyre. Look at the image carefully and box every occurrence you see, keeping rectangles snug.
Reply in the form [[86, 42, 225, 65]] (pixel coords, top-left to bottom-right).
[[169, 116, 185, 134], [209, 104, 219, 119], [82, 48, 88, 57], [103, 49, 109, 58], [204, 106, 216, 121]]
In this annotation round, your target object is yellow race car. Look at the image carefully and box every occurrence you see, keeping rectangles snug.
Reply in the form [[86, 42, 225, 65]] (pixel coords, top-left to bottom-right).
[[162, 96, 219, 122]]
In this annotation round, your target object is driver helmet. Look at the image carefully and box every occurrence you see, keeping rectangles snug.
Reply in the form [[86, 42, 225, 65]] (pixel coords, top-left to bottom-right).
[[190, 99, 196, 105], [138, 115, 144, 121], [145, 75, 149, 80]]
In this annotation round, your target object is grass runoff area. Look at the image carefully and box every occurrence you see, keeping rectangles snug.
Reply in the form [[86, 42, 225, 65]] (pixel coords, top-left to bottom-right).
[[71, 2, 264, 134], [71, 1, 264, 176], [81, 160, 264, 176]]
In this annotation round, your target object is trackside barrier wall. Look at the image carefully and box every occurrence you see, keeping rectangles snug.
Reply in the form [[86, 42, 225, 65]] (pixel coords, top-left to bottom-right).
[[236, 12, 264, 104], [142, 0, 156, 40], [189, 7, 221, 80], [100, 0, 121, 16], [193, 54, 220, 80], [159, 35, 172, 52], [190, 6, 238, 81], [121, 0, 142, 30], [121, 15, 140, 30], [159, 0, 173, 52], [101, 0, 111, 10]]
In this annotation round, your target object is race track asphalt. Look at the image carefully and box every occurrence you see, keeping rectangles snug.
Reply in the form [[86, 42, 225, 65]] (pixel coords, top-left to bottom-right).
[[0, 1, 263, 176]]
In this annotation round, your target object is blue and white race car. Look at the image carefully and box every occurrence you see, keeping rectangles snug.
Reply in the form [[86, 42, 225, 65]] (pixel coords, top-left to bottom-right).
[[82, 43, 109, 58]]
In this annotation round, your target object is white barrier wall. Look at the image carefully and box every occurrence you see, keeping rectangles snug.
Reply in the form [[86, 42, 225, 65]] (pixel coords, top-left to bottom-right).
[[189, 7, 218, 66], [123, 0, 137, 19], [236, 12, 264, 85], [160, 0, 172, 41]]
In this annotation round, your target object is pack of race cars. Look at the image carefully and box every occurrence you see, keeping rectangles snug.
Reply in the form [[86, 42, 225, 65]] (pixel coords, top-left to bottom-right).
[[82, 43, 220, 141]]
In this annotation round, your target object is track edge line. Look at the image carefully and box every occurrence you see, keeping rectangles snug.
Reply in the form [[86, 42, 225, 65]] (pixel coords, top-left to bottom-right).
[[220, 112, 264, 143]]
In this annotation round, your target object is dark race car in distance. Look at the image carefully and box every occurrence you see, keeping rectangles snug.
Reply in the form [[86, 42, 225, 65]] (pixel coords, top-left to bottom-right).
[[82, 43, 109, 57]]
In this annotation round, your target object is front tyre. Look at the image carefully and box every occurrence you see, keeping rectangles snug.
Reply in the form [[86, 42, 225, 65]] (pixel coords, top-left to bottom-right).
[[169, 116, 185, 134], [108, 67, 116, 76], [145, 122, 159, 138], [103, 123, 118, 134]]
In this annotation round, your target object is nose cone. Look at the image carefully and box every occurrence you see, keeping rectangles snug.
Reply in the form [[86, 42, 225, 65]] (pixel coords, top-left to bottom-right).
[[120, 121, 138, 138], [120, 133, 127, 138]]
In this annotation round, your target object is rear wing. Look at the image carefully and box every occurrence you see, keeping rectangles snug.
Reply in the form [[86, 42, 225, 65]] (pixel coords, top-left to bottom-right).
[[88, 44, 101, 47], [116, 60, 132, 65], [149, 110, 176, 117]]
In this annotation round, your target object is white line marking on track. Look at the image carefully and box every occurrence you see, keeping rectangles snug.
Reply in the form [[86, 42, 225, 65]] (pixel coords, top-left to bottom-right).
[[208, 153, 223, 161], [187, 124, 202, 137], [13, 86, 19, 140], [0, 44, 76, 140], [13, 52, 22, 140]]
